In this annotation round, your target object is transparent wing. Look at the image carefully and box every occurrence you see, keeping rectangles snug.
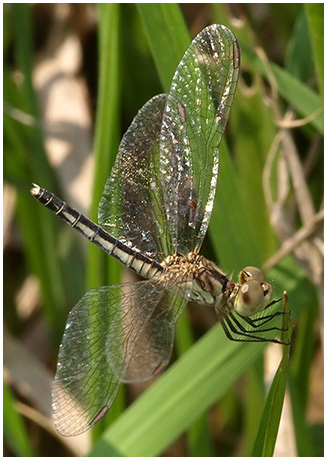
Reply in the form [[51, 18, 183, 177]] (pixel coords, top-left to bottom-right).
[[98, 94, 170, 261], [106, 276, 190, 382], [98, 25, 239, 261], [52, 277, 189, 436], [160, 24, 240, 254], [52, 288, 121, 437]]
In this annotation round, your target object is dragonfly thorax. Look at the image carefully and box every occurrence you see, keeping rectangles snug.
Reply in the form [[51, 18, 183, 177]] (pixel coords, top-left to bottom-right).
[[162, 252, 227, 305]]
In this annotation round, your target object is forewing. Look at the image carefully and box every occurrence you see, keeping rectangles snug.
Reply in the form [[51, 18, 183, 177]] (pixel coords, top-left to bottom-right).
[[160, 24, 240, 254], [52, 278, 189, 436], [98, 94, 171, 261], [98, 26, 239, 260]]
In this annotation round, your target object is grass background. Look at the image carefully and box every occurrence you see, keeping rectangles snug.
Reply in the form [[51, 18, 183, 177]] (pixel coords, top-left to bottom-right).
[[3, 3, 323, 456]]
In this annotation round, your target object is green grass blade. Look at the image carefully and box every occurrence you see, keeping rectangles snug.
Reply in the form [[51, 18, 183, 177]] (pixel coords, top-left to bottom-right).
[[91, 3, 122, 215], [305, 3, 324, 98], [243, 358, 266, 455], [288, 303, 317, 456], [3, 383, 36, 456], [88, 3, 122, 291], [285, 8, 313, 83], [252, 294, 292, 456], [187, 413, 215, 456], [137, 4, 190, 91]]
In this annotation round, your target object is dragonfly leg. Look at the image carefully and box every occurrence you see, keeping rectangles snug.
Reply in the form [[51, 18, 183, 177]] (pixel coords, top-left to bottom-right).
[[220, 315, 290, 345], [264, 298, 282, 309], [238, 311, 289, 331]]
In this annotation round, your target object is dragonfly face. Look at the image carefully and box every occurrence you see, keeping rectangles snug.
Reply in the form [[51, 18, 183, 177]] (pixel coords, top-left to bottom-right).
[[225, 266, 273, 316], [233, 266, 273, 316], [31, 24, 289, 437]]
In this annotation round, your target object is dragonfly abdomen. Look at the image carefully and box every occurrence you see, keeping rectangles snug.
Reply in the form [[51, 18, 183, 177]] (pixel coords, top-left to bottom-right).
[[30, 184, 163, 279]]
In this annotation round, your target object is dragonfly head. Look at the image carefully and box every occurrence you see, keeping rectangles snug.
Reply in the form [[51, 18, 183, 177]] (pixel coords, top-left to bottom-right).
[[234, 266, 272, 317]]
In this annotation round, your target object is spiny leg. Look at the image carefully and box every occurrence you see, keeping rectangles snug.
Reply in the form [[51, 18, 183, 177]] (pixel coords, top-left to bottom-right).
[[221, 316, 290, 345], [236, 311, 289, 331]]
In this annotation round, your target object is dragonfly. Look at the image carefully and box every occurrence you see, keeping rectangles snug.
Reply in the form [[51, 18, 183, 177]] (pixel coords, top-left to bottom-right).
[[31, 24, 289, 437]]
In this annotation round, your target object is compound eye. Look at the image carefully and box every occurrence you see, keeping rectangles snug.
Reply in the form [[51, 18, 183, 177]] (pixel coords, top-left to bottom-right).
[[239, 266, 266, 284], [235, 280, 267, 317]]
